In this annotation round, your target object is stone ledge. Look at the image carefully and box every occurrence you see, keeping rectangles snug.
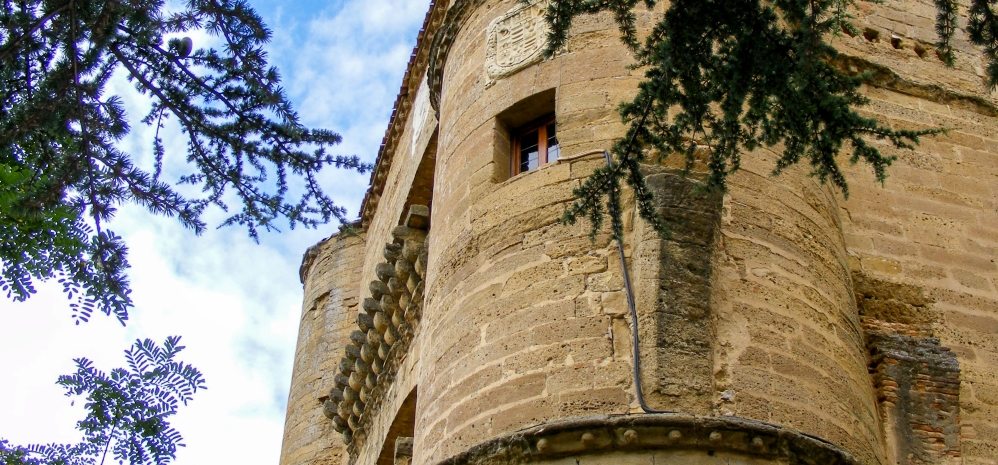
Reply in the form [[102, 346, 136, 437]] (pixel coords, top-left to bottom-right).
[[436, 414, 859, 465]]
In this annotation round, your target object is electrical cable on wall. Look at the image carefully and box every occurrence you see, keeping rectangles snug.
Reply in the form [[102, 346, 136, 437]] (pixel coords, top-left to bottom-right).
[[602, 150, 675, 415]]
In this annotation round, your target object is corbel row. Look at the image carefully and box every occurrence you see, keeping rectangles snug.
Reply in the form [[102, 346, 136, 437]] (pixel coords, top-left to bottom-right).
[[322, 205, 430, 446]]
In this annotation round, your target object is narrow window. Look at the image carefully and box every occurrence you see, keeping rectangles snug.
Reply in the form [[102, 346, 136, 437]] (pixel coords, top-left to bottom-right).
[[376, 388, 417, 465], [511, 114, 559, 176], [493, 88, 556, 182]]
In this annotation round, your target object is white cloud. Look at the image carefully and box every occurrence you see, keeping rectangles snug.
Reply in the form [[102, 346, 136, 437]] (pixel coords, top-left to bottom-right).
[[0, 1, 428, 464]]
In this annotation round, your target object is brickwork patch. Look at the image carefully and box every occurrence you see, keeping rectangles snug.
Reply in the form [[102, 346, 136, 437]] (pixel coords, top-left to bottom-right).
[[856, 273, 962, 465]]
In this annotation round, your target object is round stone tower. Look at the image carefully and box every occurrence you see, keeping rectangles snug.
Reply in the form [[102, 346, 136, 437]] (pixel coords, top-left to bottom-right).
[[281, 2, 998, 465]]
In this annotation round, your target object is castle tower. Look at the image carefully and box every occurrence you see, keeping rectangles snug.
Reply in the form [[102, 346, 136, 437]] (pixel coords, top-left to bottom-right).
[[281, 2, 998, 465]]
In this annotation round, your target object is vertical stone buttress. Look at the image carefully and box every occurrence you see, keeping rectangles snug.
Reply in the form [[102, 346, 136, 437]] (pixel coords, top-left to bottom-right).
[[280, 232, 366, 465], [632, 170, 723, 414]]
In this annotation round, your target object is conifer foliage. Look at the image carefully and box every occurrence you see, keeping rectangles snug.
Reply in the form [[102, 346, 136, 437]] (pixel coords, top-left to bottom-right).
[[0, 0, 365, 323], [0, 337, 205, 465], [549, 0, 998, 240]]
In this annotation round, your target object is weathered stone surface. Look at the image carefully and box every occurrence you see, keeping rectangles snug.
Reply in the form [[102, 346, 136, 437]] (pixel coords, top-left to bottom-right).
[[370, 282, 390, 300], [868, 332, 962, 465], [363, 298, 382, 315], [282, 2, 998, 465], [484, 0, 549, 83], [437, 415, 860, 465], [281, 232, 365, 465], [394, 437, 414, 465], [304, 205, 433, 459], [344, 345, 360, 361], [640, 171, 722, 414], [857, 272, 963, 465]]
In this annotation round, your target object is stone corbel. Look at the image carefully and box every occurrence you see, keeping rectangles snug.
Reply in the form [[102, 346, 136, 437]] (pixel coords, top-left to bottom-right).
[[323, 205, 431, 450]]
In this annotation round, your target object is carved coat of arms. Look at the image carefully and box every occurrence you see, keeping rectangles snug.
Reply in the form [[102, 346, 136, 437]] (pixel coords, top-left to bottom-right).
[[485, 0, 550, 83]]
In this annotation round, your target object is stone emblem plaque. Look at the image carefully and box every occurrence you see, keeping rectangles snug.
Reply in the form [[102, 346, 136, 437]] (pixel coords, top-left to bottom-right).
[[485, 0, 549, 83]]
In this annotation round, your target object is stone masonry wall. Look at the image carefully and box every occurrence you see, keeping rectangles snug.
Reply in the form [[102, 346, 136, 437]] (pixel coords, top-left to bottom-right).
[[419, 1, 881, 464], [415, 2, 649, 463], [708, 152, 887, 465], [281, 1, 998, 464], [281, 232, 367, 465], [347, 64, 437, 465], [834, 2, 997, 464], [632, 170, 723, 415], [361, 81, 439, 306]]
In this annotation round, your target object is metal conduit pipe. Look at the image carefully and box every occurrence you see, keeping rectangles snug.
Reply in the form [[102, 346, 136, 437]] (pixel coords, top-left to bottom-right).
[[602, 150, 674, 414]]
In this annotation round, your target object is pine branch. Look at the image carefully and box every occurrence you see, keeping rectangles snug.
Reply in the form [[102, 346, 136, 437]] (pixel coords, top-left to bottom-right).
[[548, 0, 944, 240], [969, 0, 998, 87], [0, 3, 68, 62], [1, 0, 359, 321], [935, 0, 959, 65]]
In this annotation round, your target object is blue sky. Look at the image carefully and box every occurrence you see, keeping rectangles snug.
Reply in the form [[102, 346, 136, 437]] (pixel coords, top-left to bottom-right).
[[0, 1, 428, 463]]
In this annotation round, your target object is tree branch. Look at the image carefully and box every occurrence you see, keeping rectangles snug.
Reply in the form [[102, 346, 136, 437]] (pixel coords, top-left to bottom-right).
[[0, 2, 69, 63]]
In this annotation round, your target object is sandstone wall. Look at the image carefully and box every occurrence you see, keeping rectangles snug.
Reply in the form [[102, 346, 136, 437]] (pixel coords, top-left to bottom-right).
[[709, 155, 887, 465], [629, 170, 722, 415], [836, 17, 997, 465], [835, 2, 997, 464], [416, 3, 646, 463], [361, 80, 438, 305], [281, 232, 367, 465], [346, 71, 438, 465], [418, 1, 883, 464], [840, 90, 997, 464], [282, 1, 998, 464], [352, 339, 420, 465]]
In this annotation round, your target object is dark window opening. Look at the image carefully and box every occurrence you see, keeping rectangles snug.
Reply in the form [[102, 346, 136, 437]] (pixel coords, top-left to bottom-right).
[[493, 89, 556, 181], [512, 115, 559, 176], [375, 388, 417, 465]]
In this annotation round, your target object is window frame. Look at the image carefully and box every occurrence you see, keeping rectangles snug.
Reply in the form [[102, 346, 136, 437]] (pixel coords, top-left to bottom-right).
[[510, 114, 558, 176]]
